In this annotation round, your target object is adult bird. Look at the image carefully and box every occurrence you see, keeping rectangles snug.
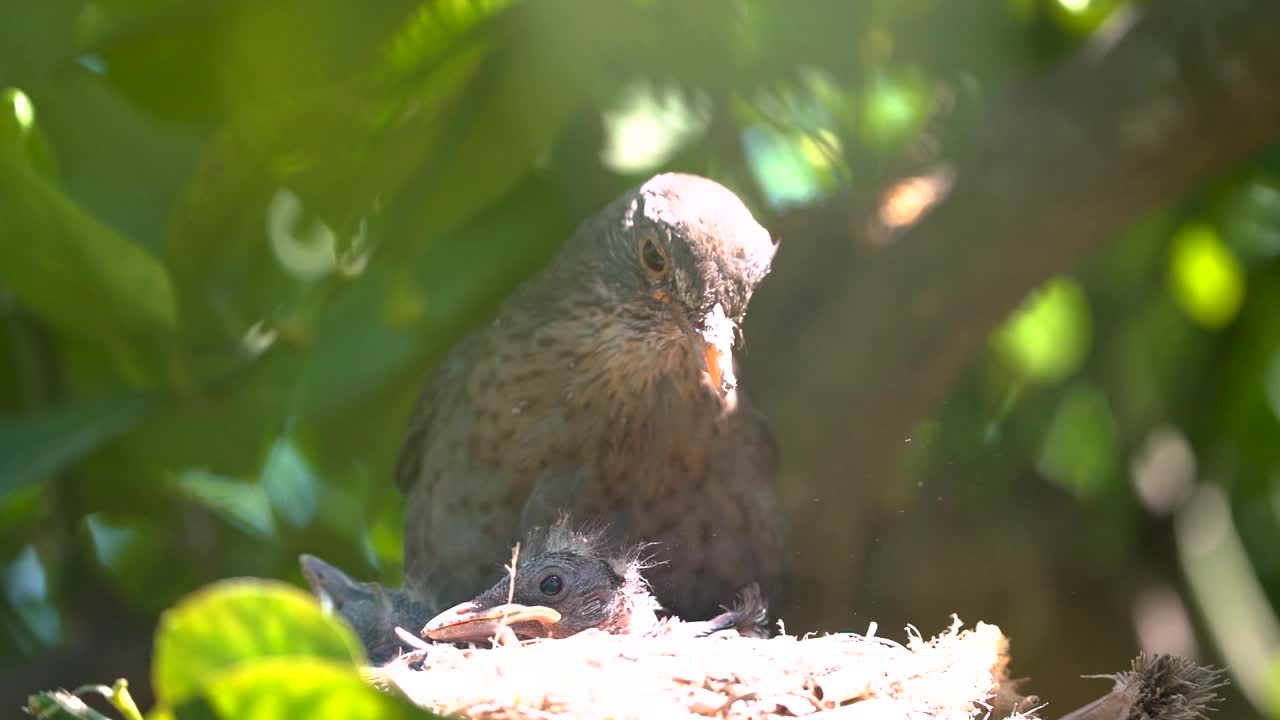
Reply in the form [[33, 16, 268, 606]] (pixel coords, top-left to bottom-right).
[[422, 520, 770, 643], [396, 173, 784, 622]]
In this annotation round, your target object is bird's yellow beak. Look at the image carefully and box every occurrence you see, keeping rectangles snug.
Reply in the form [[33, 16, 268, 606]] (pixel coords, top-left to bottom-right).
[[422, 601, 562, 642], [696, 302, 737, 394], [702, 342, 726, 390], [657, 292, 736, 395]]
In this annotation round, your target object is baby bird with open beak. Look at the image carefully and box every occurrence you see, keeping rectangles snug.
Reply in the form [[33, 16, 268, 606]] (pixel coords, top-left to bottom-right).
[[422, 520, 770, 643]]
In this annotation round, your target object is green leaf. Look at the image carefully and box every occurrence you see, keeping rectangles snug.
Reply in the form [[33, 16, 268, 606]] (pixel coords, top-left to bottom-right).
[[0, 104, 179, 346], [0, 88, 59, 181], [295, 177, 569, 419], [152, 579, 365, 707], [172, 470, 276, 539], [174, 658, 428, 720], [994, 277, 1093, 384], [160, 1, 504, 347], [0, 392, 156, 501], [1037, 383, 1120, 498]]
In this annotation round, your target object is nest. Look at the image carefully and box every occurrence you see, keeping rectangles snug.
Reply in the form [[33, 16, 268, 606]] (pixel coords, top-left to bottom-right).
[[371, 616, 1037, 720]]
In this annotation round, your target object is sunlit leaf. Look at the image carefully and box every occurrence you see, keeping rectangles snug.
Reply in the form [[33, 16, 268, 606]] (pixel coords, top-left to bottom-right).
[[994, 277, 1093, 384], [3, 545, 61, 648], [600, 81, 710, 174], [152, 579, 364, 707], [0, 88, 59, 181], [25, 690, 112, 720], [261, 436, 320, 530], [1037, 383, 1119, 497], [378, 16, 588, 256], [385, 0, 519, 74], [1167, 222, 1245, 330], [0, 392, 156, 501], [162, 35, 491, 348], [173, 470, 276, 539], [176, 658, 427, 720], [1049, 0, 1126, 36]]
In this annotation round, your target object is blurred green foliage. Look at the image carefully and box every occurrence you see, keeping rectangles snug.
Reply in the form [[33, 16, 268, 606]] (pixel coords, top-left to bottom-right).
[[1, 0, 1279, 717], [26, 579, 430, 719]]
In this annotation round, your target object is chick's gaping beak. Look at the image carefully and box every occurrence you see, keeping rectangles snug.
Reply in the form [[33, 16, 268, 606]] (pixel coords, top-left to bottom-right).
[[421, 600, 562, 642]]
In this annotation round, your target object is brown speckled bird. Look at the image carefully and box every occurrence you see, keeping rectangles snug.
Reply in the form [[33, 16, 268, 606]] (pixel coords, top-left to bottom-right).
[[396, 173, 784, 621], [422, 520, 770, 642]]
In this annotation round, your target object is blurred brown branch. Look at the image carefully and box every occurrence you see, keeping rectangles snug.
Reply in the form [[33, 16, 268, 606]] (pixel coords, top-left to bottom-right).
[[746, 0, 1280, 627]]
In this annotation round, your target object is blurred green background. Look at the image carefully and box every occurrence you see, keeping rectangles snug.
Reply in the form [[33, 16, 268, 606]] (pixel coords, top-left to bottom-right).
[[1, 0, 1278, 717]]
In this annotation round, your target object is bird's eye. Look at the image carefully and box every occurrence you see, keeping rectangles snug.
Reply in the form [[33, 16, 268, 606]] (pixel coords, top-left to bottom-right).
[[539, 574, 564, 596], [639, 235, 667, 275]]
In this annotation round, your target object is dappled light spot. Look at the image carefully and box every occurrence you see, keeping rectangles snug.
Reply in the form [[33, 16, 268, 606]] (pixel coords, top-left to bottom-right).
[[261, 436, 320, 529], [267, 188, 338, 281], [2, 546, 60, 647], [5, 88, 34, 134], [1130, 425, 1196, 516], [1051, 0, 1126, 35], [336, 218, 372, 279], [600, 82, 710, 174], [241, 320, 278, 356], [859, 70, 930, 151], [1167, 222, 1245, 330], [742, 126, 827, 210], [1036, 382, 1119, 497], [994, 277, 1093, 384], [872, 167, 954, 244], [1133, 583, 1199, 660], [76, 53, 107, 74]]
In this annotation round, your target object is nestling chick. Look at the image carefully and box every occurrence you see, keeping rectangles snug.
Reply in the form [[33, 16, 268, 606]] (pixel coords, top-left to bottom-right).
[[422, 519, 770, 643], [299, 554, 433, 665]]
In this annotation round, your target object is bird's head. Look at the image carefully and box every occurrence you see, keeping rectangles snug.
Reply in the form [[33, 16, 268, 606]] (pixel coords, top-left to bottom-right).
[[552, 173, 777, 397], [421, 520, 659, 642], [299, 554, 432, 664]]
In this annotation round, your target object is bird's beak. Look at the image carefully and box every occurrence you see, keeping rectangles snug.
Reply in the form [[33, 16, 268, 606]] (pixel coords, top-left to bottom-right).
[[421, 601, 562, 642], [697, 302, 738, 394], [660, 294, 737, 395]]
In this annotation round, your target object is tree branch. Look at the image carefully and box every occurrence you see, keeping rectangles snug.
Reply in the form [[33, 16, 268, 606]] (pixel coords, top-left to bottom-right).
[[745, 0, 1280, 626]]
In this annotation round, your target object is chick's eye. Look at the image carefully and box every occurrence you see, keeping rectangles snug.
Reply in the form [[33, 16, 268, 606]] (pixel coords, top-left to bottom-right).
[[640, 236, 666, 275], [539, 574, 564, 596]]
